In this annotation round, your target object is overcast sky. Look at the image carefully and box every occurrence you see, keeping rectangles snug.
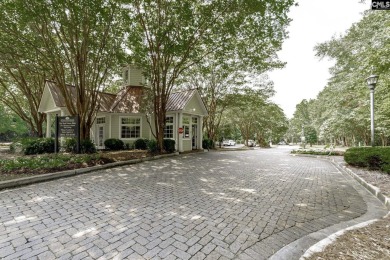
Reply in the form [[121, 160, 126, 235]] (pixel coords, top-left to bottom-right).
[[269, 0, 371, 118]]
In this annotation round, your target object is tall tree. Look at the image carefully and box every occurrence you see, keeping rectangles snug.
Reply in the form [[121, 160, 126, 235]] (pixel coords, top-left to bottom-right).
[[124, 0, 295, 151], [312, 10, 390, 146], [178, 59, 246, 142], [0, 68, 46, 137], [0, 103, 28, 141], [0, 0, 125, 140]]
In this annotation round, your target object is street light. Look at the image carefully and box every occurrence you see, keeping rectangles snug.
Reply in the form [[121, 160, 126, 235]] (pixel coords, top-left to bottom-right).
[[366, 74, 379, 147]]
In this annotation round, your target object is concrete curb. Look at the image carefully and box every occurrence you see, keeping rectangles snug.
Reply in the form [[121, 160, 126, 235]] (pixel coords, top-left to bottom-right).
[[299, 219, 379, 259], [0, 152, 179, 191], [328, 157, 390, 211], [298, 157, 390, 259]]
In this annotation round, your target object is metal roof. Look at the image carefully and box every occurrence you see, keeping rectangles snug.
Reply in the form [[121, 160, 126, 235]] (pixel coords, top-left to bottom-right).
[[45, 81, 199, 113], [166, 89, 196, 111]]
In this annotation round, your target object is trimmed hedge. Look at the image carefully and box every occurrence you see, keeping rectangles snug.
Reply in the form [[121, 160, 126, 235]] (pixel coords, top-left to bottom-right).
[[10, 138, 55, 155], [80, 139, 97, 154], [147, 140, 158, 154], [344, 147, 390, 173], [104, 138, 124, 150], [134, 138, 149, 150], [65, 138, 97, 153], [291, 149, 344, 156], [163, 139, 175, 153]]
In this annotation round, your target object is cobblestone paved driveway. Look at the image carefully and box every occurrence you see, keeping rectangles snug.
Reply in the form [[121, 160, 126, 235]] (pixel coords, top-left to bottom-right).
[[0, 148, 375, 259]]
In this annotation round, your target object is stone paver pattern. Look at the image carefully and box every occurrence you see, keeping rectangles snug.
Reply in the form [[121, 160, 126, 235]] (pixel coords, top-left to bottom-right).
[[0, 148, 369, 259]]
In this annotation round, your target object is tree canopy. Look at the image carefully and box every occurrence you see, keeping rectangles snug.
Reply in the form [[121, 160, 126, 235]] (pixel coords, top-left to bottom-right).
[[124, 0, 295, 150], [0, 0, 125, 139], [289, 10, 390, 146]]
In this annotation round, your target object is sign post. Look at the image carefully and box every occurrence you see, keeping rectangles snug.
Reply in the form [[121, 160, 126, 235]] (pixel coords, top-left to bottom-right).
[[55, 115, 80, 153]]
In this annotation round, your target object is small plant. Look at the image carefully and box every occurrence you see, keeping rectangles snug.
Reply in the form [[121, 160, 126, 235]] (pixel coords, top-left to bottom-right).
[[147, 139, 158, 154], [104, 138, 124, 150], [134, 138, 149, 150], [80, 139, 96, 154], [64, 138, 77, 153], [203, 139, 214, 150], [163, 139, 176, 153], [10, 141, 23, 154], [124, 142, 133, 150]]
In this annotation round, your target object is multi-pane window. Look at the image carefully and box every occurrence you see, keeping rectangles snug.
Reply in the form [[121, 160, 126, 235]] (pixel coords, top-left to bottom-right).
[[164, 116, 174, 139], [96, 117, 105, 124], [121, 117, 141, 139], [183, 116, 190, 138], [192, 117, 198, 124]]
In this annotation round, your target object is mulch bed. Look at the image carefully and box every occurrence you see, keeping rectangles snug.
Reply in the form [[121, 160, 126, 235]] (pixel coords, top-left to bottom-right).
[[305, 216, 390, 260]]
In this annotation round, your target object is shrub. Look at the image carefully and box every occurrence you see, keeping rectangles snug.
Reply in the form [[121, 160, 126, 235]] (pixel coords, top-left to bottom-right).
[[163, 139, 176, 153], [147, 139, 158, 154], [24, 138, 55, 155], [344, 147, 390, 173], [291, 149, 344, 156], [80, 139, 96, 154], [202, 139, 214, 150], [134, 138, 149, 150], [64, 138, 77, 153], [104, 138, 124, 150]]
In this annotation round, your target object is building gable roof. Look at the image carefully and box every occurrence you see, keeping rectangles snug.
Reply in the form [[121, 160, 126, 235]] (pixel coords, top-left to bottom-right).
[[166, 89, 196, 111], [39, 81, 207, 115]]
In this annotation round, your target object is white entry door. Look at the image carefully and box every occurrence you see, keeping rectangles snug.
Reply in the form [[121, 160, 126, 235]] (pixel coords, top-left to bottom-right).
[[97, 125, 104, 149]]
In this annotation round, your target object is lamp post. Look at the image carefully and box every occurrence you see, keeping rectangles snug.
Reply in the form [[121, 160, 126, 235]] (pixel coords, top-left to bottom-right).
[[301, 125, 306, 149], [366, 74, 379, 147]]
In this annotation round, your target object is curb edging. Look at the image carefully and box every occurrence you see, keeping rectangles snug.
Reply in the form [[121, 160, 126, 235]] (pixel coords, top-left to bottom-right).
[[0, 152, 179, 191], [329, 157, 390, 211]]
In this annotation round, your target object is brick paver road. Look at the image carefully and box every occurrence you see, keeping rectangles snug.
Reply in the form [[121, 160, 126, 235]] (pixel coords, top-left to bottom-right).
[[0, 148, 373, 259]]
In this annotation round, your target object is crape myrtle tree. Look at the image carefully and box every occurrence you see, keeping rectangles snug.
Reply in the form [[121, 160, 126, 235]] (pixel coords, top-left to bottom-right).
[[0, 68, 46, 137], [224, 85, 287, 147], [0, 103, 28, 141], [177, 58, 246, 143], [0, 3, 49, 137], [124, 0, 295, 151], [0, 0, 126, 140]]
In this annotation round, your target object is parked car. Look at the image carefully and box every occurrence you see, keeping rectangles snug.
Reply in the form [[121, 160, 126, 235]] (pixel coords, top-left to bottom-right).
[[247, 140, 256, 147], [278, 141, 287, 145], [223, 140, 236, 146]]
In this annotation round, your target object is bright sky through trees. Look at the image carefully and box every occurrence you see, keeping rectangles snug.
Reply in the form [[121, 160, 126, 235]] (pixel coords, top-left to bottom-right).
[[269, 0, 371, 118]]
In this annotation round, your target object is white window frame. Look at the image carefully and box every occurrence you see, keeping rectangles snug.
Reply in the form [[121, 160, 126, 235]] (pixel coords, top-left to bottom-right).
[[119, 116, 142, 140], [96, 117, 106, 125], [164, 116, 174, 139]]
